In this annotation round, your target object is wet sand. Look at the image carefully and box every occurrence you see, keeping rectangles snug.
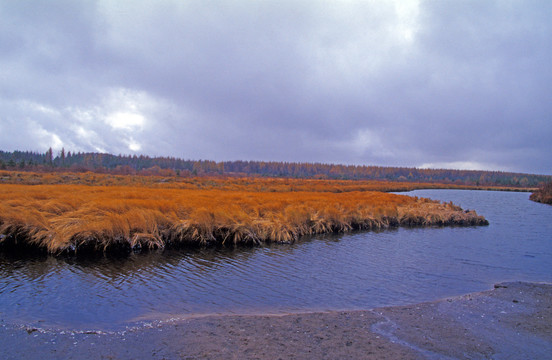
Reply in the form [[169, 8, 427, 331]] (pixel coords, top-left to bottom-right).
[[1, 281, 550, 359]]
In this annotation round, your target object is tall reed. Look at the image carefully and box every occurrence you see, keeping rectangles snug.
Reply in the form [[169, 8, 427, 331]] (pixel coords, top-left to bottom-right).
[[0, 183, 488, 254]]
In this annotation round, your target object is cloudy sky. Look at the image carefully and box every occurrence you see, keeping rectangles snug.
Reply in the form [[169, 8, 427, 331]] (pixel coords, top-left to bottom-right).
[[0, 1, 550, 174]]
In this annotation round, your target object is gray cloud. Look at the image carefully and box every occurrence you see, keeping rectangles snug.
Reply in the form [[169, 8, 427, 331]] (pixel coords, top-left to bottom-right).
[[0, 0, 550, 174]]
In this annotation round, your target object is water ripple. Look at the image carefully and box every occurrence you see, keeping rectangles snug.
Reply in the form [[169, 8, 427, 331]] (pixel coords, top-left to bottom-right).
[[1, 190, 551, 330]]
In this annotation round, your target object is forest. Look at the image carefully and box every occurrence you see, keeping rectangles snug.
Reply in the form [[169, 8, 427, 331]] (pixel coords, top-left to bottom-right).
[[1, 149, 550, 188]]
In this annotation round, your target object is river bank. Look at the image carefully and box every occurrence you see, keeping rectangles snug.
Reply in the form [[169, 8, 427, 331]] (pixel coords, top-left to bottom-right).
[[530, 182, 552, 205], [1, 281, 550, 359]]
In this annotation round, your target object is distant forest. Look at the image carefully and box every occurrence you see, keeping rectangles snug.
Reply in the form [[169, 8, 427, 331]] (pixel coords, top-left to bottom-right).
[[1, 149, 550, 187]]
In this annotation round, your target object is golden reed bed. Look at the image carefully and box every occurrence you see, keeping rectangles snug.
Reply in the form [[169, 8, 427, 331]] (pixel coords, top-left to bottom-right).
[[0, 174, 488, 254], [0, 170, 526, 192]]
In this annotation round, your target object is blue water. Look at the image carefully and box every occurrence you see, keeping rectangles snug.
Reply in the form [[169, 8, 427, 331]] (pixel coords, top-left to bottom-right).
[[0, 190, 550, 330]]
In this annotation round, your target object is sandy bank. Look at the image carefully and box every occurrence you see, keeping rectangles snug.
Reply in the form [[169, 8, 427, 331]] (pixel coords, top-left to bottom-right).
[[1, 281, 550, 359]]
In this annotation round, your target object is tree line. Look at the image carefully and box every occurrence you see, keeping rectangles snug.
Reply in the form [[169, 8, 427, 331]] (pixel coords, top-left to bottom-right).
[[1, 149, 550, 187]]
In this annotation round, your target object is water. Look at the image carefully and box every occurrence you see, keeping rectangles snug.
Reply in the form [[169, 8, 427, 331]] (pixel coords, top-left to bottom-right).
[[0, 190, 550, 331]]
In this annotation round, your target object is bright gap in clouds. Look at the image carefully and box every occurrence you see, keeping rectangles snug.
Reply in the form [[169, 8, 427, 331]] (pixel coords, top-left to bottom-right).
[[104, 111, 146, 152], [126, 138, 142, 152], [393, 0, 420, 43], [105, 112, 146, 131], [66, 88, 158, 153]]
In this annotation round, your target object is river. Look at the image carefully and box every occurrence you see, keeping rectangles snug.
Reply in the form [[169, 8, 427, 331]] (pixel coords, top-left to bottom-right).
[[0, 190, 550, 331]]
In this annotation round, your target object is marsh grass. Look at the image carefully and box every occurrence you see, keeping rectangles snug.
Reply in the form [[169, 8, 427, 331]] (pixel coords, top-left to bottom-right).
[[530, 182, 552, 205], [0, 181, 488, 254], [0, 170, 523, 193]]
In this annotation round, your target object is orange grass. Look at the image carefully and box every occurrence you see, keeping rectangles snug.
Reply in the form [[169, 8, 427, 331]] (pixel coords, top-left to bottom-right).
[[0, 170, 526, 193], [0, 183, 488, 254]]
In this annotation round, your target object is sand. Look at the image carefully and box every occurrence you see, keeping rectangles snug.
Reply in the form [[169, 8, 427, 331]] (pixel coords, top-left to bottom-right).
[[1, 281, 550, 359]]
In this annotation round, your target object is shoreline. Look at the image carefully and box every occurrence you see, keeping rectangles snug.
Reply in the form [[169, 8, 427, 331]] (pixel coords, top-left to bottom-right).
[[2, 281, 550, 359]]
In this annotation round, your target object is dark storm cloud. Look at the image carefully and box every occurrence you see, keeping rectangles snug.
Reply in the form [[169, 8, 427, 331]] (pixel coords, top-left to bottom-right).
[[0, 0, 550, 174]]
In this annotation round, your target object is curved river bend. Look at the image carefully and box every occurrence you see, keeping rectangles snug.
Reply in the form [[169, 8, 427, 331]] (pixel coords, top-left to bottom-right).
[[0, 190, 550, 330]]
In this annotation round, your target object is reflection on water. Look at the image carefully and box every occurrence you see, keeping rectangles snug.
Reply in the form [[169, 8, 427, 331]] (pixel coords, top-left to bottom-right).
[[0, 190, 551, 330]]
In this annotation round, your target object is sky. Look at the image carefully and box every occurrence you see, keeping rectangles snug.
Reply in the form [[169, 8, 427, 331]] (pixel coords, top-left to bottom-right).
[[0, 0, 550, 175]]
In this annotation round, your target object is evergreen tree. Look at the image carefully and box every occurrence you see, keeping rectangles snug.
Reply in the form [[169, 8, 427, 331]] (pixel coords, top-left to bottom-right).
[[60, 147, 66, 166], [46, 148, 53, 166]]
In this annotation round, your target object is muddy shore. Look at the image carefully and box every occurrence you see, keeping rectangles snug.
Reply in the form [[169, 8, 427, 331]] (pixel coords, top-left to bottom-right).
[[1, 281, 550, 359]]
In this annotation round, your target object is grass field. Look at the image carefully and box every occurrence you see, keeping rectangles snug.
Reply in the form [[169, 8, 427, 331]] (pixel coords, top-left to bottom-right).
[[0, 170, 533, 192], [0, 171, 488, 254]]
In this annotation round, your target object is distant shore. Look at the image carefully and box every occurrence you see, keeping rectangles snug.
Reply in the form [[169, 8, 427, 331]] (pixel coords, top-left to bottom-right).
[[530, 182, 552, 205], [2, 281, 550, 359]]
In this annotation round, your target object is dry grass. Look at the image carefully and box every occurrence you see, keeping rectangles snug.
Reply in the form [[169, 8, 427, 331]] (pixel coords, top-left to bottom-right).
[[0, 180, 488, 254], [530, 182, 552, 205], [0, 170, 526, 193]]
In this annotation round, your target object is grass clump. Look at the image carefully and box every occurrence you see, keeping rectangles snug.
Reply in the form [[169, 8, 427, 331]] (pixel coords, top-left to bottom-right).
[[530, 182, 552, 205], [0, 182, 488, 255]]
